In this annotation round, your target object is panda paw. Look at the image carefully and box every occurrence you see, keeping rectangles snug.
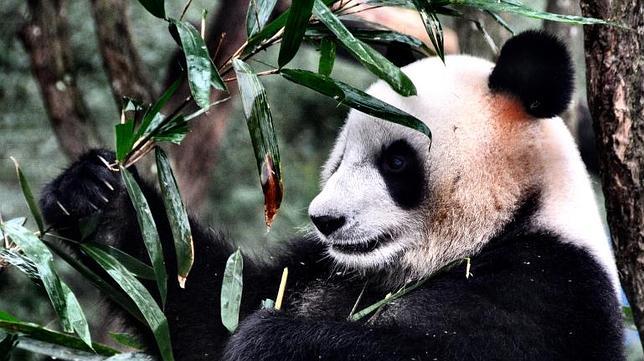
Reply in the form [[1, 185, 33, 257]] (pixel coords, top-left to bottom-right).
[[40, 149, 123, 228], [223, 309, 288, 361]]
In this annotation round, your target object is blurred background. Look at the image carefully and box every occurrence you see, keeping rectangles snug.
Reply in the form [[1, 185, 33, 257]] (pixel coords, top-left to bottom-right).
[[0, 0, 641, 359]]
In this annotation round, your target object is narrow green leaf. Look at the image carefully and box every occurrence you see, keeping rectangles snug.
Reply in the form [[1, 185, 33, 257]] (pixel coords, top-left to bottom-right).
[[120, 167, 168, 307], [109, 332, 144, 350], [0, 333, 18, 361], [278, 0, 315, 67], [318, 37, 336, 76], [221, 249, 243, 333], [115, 121, 135, 162], [134, 77, 182, 141], [10, 158, 44, 234], [312, 0, 416, 96], [136, 0, 165, 18], [247, 0, 279, 37], [153, 115, 189, 145], [169, 19, 213, 109], [90, 243, 156, 281], [44, 239, 146, 324], [82, 244, 174, 361], [0, 319, 117, 356], [210, 60, 227, 92], [412, 0, 445, 61], [155, 147, 194, 288], [305, 26, 433, 56], [0, 222, 91, 346], [485, 10, 515, 35], [281, 69, 431, 138], [233, 59, 283, 227], [448, 0, 619, 26]]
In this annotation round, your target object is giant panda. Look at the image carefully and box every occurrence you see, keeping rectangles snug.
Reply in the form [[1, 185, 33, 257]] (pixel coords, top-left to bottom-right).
[[39, 30, 624, 361]]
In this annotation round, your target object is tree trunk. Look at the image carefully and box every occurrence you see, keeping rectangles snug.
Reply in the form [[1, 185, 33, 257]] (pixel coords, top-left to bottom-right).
[[90, 0, 156, 107], [18, 0, 101, 159], [580, 0, 644, 344]]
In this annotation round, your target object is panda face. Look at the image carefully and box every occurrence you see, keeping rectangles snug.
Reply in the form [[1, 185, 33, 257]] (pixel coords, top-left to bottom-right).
[[308, 114, 431, 269], [309, 55, 539, 274]]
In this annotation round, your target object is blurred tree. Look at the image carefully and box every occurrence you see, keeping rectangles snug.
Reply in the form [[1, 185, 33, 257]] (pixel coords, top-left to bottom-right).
[[19, 0, 102, 159], [580, 0, 644, 344]]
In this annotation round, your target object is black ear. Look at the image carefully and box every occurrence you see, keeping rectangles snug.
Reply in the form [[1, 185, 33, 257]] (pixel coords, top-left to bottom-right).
[[488, 30, 574, 118]]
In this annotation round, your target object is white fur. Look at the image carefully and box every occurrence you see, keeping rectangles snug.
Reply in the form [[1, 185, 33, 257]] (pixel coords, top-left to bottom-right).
[[309, 55, 619, 291]]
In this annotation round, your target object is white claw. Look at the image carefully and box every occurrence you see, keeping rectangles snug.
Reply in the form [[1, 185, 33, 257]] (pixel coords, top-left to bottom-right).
[[88, 201, 99, 211], [57, 201, 71, 216], [99, 194, 110, 203], [102, 180, 115, 191]]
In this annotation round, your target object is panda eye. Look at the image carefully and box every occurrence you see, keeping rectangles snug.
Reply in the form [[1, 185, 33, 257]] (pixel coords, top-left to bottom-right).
[[383, 154, 407, 173]]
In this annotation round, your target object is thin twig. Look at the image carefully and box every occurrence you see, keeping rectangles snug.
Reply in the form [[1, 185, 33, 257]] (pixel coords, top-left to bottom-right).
[[179, 0, 194, 21]]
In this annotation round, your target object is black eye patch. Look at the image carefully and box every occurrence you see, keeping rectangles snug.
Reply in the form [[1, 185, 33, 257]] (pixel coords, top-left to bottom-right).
[[377, 139, 425, 209]]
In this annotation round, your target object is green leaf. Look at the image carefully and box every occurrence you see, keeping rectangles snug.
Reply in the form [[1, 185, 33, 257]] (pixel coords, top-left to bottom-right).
[[278, 0, 315, 67], [136, 0, 165, 18], [318, 37, 336, 76], [312, 0, 416, 96], [89, 243, 156, 281], [281, 69, 431, 138], [10, 158, 44, 234], [0, 333, 18, 361], [155, 147, 194, 288], [82, 244, 174, 361], [247, 0, 279, 37], [305, 26, 433, 56], [412, 0, 445, 61], [0, 248, 39, 279], [0, 222, 91, 347], [221, 249, 243, 333], [44, 239, 146, 324], [120, 167, 168, 307], [109, 332, 144, 350], [134, 77, 182, 142], [115, 121, 136, 162], [261, 298, 275, 310], [448, 0, 618, 26], [169, 19, 213, 109], [233, 59, 283, 227], [153, 115, 189, 145], [0, 318, 115, 355]]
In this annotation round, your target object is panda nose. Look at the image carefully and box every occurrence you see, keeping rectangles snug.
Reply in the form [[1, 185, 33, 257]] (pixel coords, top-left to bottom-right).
[[311, 215, 346, 236]]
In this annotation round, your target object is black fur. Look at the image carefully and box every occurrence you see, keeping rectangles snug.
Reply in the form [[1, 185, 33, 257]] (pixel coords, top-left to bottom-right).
[[489, 30, 574, 118], [39, 150, 624, 360], [377, 139, 425, 209]]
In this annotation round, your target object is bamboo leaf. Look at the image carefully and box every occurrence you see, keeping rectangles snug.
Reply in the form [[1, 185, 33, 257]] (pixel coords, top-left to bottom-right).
[[169, 19, 213, 109], [109, 332, 144, 350], [312, 0, 416, 96], [233, 59, 283, 227], [44, 239, 146, 324], [153, 115, 189, 145], [134, 77, 182, 142], [0, 333, 18, 361], [115, 121, 136, 162], [136, 0, 165, 19], [90, 243, 156, 281], [0, 318, 117, 356], [278, 0, 315, 67], [448, 0, 619, 26], [0, 248, 39, 279], [120, 167, 167, 307], [0, 222, 91, 347], [10, 158, 44, 234], [281, 69, 431, 138], [221, 249, 243, 333], [318, 37, 336, 76], [82, 245, 174, 361], [155, 147, 194, 288], [247, 0, 279, 37], [305, 26, 433, 56], [412, 0, 445, 61]]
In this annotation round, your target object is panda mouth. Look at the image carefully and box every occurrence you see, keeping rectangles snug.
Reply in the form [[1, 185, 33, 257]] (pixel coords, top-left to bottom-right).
[[331, 234, 393, 254]]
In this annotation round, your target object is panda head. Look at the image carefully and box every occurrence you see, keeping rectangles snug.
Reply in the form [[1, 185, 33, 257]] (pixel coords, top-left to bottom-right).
[[308, 31, 604, 279]]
